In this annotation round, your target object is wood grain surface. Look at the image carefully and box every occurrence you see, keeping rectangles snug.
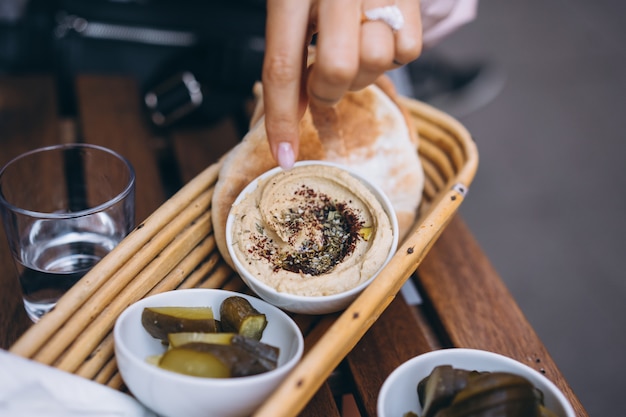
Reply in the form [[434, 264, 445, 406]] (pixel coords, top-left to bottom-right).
[[417, 217, 588, 417], [0, 75, 588, 417]]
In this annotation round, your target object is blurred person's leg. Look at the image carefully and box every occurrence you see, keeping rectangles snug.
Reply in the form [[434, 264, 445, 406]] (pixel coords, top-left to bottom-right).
[[388, 0, 505, 118], [404, 50, 506, 118]]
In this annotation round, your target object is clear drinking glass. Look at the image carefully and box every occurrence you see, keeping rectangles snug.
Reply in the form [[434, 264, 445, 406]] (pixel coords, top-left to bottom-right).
[[0, 144, 135, 322]]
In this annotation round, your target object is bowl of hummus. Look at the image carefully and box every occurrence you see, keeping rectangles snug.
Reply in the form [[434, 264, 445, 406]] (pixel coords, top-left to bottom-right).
[[225, 161, 398, 315]]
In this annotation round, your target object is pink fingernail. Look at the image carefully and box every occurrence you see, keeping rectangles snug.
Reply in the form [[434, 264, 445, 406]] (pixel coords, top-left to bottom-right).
[[277, 142, 295, 170]]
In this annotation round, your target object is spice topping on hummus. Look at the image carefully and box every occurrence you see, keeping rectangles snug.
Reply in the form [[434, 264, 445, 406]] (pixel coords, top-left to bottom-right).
[[229, 164, 394, 297]]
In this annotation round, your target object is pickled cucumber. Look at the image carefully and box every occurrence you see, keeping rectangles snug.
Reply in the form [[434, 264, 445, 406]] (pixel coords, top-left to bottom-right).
[[219, 296, 267, 340], [231, 334, 279, 370], [158, 347, 230, 378], [168, 332, 235, 348], [140, 297, 279, 379], [167, 332, 279, 371], [442, 372, 540, 417], [181, 342, 274, 377], [141, 306, 218, 341], [416, 366, 559, 417], [418, 365, 483, 417]]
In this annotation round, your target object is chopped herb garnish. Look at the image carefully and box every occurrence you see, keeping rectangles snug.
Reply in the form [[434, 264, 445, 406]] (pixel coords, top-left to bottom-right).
[[248, 186, 365, 275]]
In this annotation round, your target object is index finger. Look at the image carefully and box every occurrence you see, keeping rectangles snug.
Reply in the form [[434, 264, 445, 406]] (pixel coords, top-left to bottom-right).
[[263, 0, 312, 168]]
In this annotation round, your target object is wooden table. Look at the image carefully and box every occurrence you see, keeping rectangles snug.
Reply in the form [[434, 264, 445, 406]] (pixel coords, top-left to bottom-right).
[[0, 75, 588, 417]]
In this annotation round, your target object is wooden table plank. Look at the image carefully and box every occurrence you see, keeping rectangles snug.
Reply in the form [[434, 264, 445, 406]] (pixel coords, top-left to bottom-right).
[[0, 76, 60, 158], [300, 384, 342, 417], [0, 76, 61, 347], [416, 216, 589, 417], [75, 76, 167, 224], [170, 119, 243, 184], [0, 75, 588, 417], [347, 295, 438, 416]]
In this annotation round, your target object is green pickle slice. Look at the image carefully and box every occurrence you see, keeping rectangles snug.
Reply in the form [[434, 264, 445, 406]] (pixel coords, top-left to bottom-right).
[[219, 296, 267, 340], [140, 296, 280, 379], [141, 306, 217, 341], [168, 332, 235, 348], [414, 366, 559, 417], [158, 347, 231, 378]]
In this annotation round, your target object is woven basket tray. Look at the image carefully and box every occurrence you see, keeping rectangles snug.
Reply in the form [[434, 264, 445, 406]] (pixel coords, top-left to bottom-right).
[[9, 97, 478, 416]]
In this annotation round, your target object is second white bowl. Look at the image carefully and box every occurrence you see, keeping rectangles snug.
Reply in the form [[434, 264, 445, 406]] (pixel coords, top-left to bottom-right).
[[226, 160, 399, 315], [114, 288, 304, 417], [377, 348, 576, 417]]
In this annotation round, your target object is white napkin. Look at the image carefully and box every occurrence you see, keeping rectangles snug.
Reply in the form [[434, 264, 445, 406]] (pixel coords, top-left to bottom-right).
[[0, 349, 157, 417]]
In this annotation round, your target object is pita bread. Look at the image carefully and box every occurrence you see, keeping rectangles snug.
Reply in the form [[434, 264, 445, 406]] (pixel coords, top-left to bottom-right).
[[212, 75, 424, 267]]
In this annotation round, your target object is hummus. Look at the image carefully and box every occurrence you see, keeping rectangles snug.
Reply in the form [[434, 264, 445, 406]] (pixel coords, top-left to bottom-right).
[[229, 164, 394, 297]]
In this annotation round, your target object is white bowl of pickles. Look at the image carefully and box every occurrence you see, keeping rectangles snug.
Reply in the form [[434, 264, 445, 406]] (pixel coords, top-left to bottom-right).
[[113, 288, 304, 417], [377, 348, 576, 417]]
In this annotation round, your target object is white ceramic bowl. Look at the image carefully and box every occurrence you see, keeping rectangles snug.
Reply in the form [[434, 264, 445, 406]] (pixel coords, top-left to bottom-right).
[[377, 348, 576, 417], [225, 160, 399, 315], [113, 288, 304, 417]]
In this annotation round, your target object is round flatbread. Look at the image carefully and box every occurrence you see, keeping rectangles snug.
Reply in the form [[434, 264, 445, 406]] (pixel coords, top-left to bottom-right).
[[212, 75, 424, 267]]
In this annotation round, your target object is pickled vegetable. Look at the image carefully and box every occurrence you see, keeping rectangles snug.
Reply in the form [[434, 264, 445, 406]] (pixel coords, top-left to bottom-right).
[[168, 332, 279, 370], [159, 347, 230, 378], [219, 296, 267, 340], [140, 298, 279, 379], [415, 366, 559, 417], [141, 306, 218, 341], [540, 405, 559, 417], [418, 365, 482, 417], [231, 334, 279, 370], [168, 332, 235, 348], [441, 372, 540, 417], [181, 342, 275, 377]]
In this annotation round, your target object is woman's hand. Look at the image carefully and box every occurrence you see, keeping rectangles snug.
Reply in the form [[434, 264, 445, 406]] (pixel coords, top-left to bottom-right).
[[262, 0, 423, 169]]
